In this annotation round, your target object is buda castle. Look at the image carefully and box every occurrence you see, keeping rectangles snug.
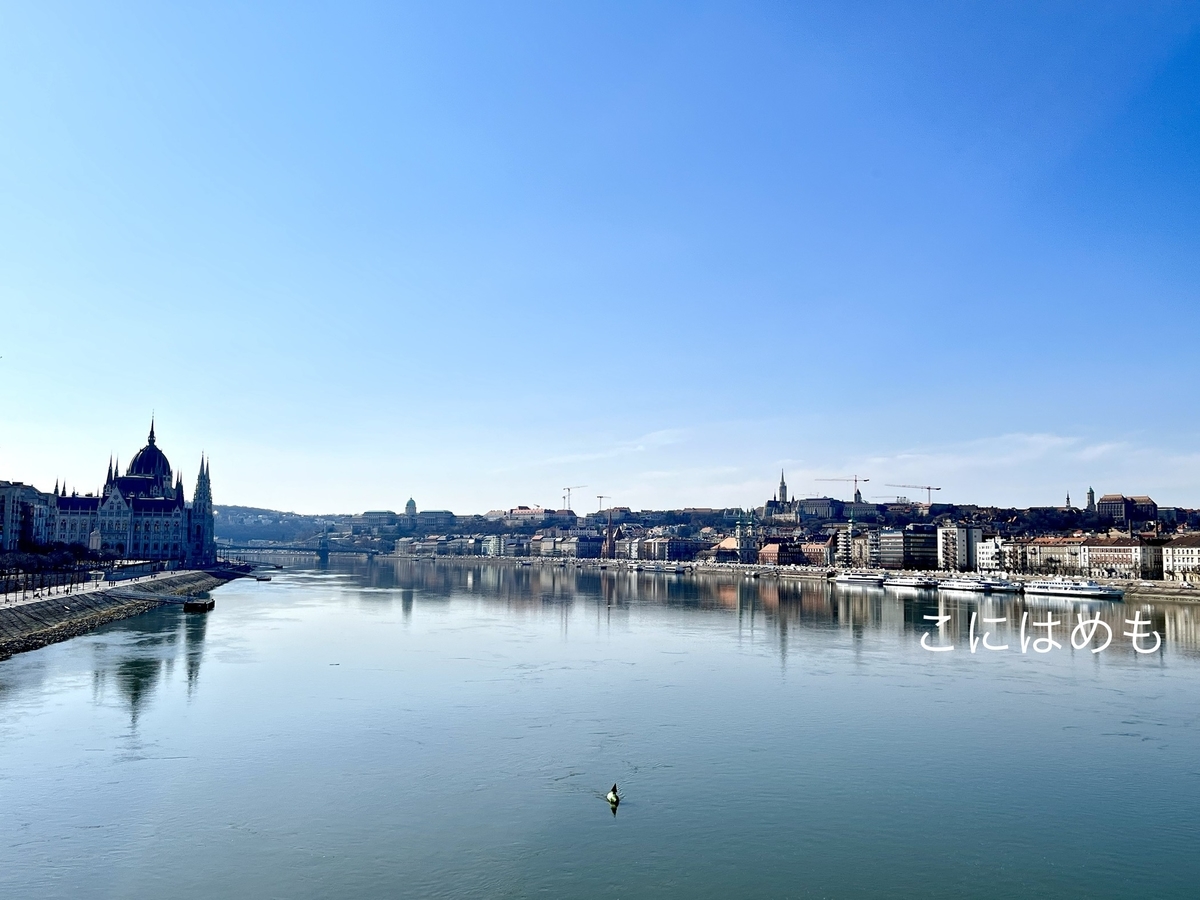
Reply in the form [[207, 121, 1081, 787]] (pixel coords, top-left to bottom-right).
[[0, 421, 216, 565]]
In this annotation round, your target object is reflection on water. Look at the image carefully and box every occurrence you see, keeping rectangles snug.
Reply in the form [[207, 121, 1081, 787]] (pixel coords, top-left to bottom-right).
[[5, 559, 1200, 900], [78, 606, 209, 727], [348, 559, 1200, 660], [7, 558, 1197, 730], [184, 602, 208, 694]]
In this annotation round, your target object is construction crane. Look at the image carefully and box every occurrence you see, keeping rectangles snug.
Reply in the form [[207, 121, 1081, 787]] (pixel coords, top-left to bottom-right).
[[562, 485, 587, 511], [886, 484, 942, 504], [596, 494, 610, 512], [815, 475, 869, 499]]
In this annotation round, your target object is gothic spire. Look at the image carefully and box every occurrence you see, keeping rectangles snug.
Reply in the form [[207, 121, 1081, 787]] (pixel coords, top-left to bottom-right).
[[54, 479, 59, 496], [148, 416, 156, 445]]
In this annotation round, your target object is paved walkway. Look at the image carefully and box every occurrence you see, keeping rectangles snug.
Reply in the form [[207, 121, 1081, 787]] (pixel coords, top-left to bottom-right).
[[0, 570, 206, 611]]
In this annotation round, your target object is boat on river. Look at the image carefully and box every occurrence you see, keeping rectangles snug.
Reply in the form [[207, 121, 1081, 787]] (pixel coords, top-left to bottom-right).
[[1022, 579, 1123, 600], [884, 575, 938, 589], [939, 577, 1021, 593], [835, 571, 885, 587]]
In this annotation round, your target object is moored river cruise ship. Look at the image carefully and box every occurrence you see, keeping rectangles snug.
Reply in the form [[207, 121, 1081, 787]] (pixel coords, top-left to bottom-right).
[[1022, 579, 1124, 600], [938, 577, 1021, 593], [834, 571, 886, 587], [884, 575, 939, 589]]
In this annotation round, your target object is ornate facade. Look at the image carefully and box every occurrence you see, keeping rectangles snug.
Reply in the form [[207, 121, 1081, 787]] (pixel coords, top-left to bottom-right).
[[46, 421, 216, 565], [763, 470, 800, 522]]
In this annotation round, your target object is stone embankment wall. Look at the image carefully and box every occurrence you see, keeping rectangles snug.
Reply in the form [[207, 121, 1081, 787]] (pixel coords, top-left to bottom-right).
[[0, 568, 245, 661]]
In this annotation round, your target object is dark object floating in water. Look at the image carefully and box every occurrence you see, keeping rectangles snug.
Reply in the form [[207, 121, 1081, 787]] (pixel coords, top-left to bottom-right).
[[184, 598, 215, 613], [606, 783, 620, 814]]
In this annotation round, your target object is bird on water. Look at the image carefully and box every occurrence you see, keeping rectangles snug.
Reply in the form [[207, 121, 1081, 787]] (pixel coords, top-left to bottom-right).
[[606, 784, 620, 806]]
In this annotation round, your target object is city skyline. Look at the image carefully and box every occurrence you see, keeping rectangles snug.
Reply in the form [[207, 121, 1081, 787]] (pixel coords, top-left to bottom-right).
[[3, 3, 1200, 512], [2, 414, 1199, 517], [3, 423, 1185, 519]]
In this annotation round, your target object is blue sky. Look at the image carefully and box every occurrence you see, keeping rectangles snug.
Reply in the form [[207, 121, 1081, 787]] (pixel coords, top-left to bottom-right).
[[2, 1, 1199, 514]]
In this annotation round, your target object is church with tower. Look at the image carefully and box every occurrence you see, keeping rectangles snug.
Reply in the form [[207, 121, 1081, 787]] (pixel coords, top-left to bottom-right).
[[47, 420, 216, 565], [762, 470, 800, 522]]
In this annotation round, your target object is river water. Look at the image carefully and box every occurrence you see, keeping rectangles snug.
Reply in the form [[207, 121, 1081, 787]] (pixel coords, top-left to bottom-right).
[[2, 560, 1200, 898]]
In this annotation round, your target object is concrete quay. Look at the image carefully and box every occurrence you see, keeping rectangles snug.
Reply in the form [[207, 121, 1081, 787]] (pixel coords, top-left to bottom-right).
[[0, 566, 249, 661]]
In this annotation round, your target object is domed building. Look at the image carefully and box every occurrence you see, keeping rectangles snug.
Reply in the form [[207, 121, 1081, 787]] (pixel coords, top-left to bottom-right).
[[49, 420, 216, 565], [111, 420, 179, 501], [126, 423, 173, 480]]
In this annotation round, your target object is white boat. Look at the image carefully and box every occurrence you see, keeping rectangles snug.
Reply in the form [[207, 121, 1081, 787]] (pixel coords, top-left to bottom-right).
[[939, 577, 1020, 593], [977, 577, 1020, 593], [884, 575, 938, 589], [835, 572, 885, 587], [1022, 579, 1123, 599]]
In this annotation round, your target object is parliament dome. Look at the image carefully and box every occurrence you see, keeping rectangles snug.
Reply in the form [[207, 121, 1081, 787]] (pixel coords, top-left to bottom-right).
[[127, 421, 172, 479]]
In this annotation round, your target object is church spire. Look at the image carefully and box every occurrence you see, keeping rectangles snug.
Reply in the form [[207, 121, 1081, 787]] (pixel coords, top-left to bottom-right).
[[54, 479, 59, 496], [148, 416, 156, 445]]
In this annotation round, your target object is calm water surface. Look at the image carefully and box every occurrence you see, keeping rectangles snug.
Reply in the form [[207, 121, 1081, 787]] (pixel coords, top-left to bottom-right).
[[3, 561, 1200, 898]]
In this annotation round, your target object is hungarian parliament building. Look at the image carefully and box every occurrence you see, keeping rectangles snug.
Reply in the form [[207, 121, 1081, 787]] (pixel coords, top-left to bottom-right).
[[0, 421, 217, 566]]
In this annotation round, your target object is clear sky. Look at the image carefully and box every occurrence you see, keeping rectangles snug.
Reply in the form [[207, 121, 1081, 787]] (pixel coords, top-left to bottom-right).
[[2, 1, 1199, 515]]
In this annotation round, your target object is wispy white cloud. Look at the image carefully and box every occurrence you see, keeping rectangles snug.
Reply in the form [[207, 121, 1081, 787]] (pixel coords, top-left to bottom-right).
[[534, 429, 687, 467], [855, 432, 1139, 474]]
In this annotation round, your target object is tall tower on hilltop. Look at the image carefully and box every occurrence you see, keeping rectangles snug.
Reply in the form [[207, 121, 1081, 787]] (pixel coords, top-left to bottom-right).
[[190, 456, 216, 565], [778, 471, 788, 506], [1086, 487, 1096, 513]]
